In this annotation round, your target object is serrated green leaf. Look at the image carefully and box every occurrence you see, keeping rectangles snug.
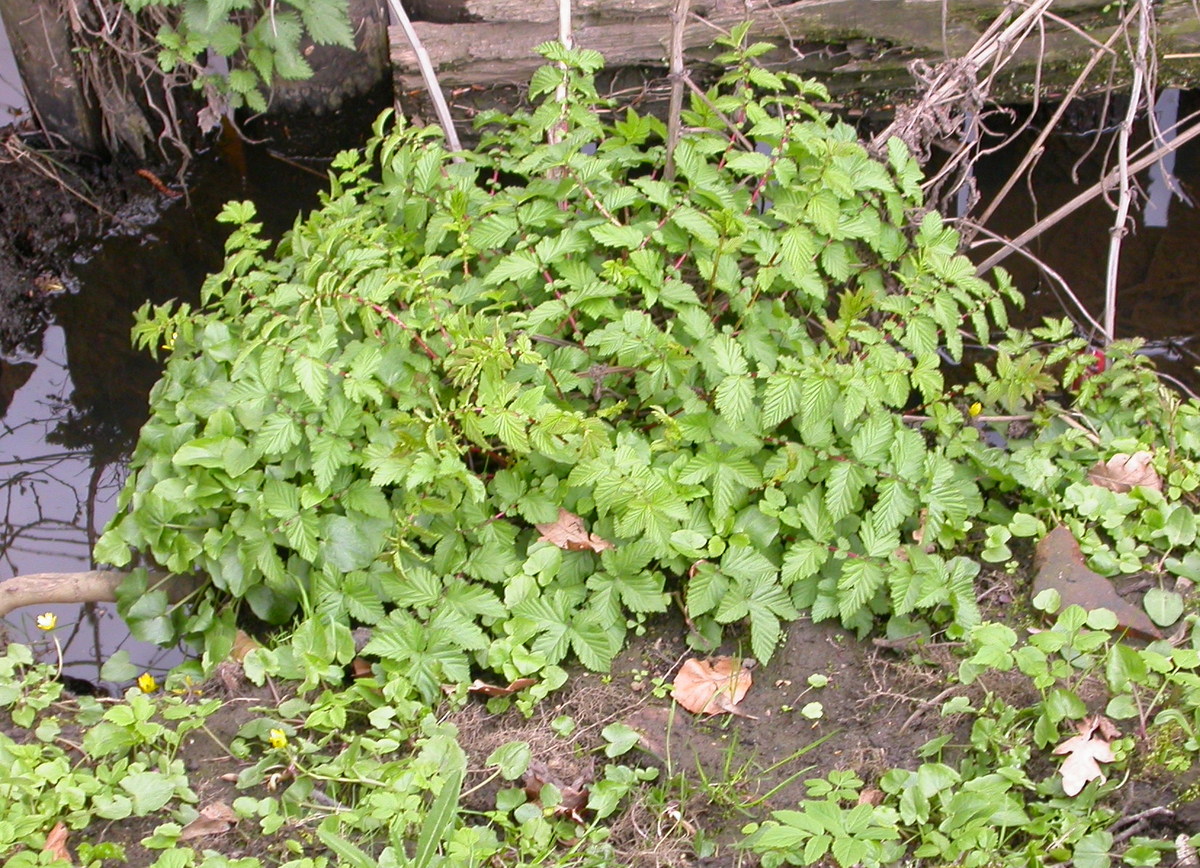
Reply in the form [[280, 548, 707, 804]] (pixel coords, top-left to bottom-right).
[[715, 374, 755, 425], [837, 558, 885, 621]]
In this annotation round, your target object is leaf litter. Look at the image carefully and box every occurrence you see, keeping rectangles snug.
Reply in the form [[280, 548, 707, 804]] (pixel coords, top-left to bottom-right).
[[535, 508, 616, 553], [1053, 715, 1119, 796], [1086, 451, 1161, 493], [179, 801, 238, 841], [1031, 525, 1161, 640], [671, 656, 756, 718]]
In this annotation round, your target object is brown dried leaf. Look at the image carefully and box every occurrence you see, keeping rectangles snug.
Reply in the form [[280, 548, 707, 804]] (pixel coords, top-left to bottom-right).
[[1052, 716, 1117, 796], [1032, 525, 1161, 641], [671, 657, 756, 718], [43, 822, 71, 863], [467, 677, 538, 697], [230, 630, 259, 662], [535, 508, 615, 553], [523, 762, 592, 824], [1087, 451, 1161, 493], [179, 801, 238, 841]]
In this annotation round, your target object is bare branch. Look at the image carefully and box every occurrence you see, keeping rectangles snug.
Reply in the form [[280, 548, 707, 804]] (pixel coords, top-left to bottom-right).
[[387, 0, 463, 155], [973, 113, 1200, 277], [663, 0, 691, 183], [0, 570, 200, 619]]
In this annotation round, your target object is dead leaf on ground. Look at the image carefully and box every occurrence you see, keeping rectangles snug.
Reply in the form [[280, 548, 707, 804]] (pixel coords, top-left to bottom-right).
[[524, 761, 591, 824], [179, 801, 238, 841], [230, 630, 260, 662], [671, 657, 756, 718], [43, 822, 70, 863], [467, 677, 537, 697], [1052, 715, 1118, 796], [1087, 451, 1161, 493], [535, 508, 615, 553]]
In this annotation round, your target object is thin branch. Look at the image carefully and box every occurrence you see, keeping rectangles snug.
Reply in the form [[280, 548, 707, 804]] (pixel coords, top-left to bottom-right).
[[548, 0, 573, 149], [0, 569, 192, 618], [664, 0, 691, 182], [682, 76, 754, 151], [1103, 0, 1154, 343], [964, 223, 1106, 337], [386, 0, 463, 155], [975, 8, 1135, 229]]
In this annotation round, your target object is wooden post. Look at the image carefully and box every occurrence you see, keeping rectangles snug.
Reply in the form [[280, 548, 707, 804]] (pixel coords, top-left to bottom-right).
[[0, 0, 101, 152]]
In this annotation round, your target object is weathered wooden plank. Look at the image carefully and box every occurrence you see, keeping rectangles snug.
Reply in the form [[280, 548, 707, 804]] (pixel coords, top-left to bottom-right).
[[404, 0, 684, 24], [390, 0, 995, 90], [390, 0, 1200, 97]]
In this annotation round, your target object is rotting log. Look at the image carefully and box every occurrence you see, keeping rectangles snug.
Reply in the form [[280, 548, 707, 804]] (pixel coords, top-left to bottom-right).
[[0, 570, 200, 619], [390, 0, 1200, 100]]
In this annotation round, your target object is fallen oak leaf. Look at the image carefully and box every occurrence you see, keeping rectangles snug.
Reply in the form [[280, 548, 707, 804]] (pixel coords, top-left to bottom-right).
[[671, 657, 756, 718], [535, 508, 615, 553], [1052, 715, 1117, 796], [1087, 451, 1161, 494], [43, 822, 70, 863]]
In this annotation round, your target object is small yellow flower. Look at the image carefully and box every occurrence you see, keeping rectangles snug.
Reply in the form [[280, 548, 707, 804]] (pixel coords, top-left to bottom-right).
[[36, 612, 57, 631], [137, 672, 159, 694], [268, 728, 288, 750], [968, 402, 983, 417]]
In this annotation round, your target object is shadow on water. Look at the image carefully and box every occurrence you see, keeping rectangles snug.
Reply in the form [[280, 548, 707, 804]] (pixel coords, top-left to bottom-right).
[[3, 90, 1200, 691], [0, 139, 324, 690]]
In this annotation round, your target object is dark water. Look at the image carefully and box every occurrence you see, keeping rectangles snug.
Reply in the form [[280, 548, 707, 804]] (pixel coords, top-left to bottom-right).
[[2, 94, 1198, 688], [965, 90, 1200, 392], [0, 141, 323, 688]]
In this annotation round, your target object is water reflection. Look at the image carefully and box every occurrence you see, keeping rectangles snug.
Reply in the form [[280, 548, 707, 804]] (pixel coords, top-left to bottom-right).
[[0, 323, 175, 687], [0, 142, 323, 689]]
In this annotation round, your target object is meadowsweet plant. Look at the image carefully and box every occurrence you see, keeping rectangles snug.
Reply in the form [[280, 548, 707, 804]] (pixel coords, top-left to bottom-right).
[[94, 25, 1022, 692]]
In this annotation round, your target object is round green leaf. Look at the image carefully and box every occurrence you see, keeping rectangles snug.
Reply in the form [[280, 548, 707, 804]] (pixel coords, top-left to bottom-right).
[[1033, 588, 1061, 614], [487, 741, 532, 780], [1144, 587, 1184, 627], [601, 722, 641, 757]]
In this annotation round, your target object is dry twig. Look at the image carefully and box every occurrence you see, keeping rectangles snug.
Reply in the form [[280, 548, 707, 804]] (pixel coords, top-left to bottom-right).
[[663, 0, 691, 182], [387, 0, 463, 154]]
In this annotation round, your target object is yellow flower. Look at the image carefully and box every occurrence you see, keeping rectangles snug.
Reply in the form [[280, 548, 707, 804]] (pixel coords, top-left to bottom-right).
[[968, 402, 983, 417], [268, 728, 288, 750], [36, 612, 57, 631], [137, 673, 159, 694]]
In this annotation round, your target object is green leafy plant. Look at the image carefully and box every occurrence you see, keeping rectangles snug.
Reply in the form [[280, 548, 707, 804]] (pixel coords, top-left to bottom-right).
[[120, 0, 356, 112], [746, 601, 1200, 868], [0, 645, 209, 866], [96, 28, 1020, 692]]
